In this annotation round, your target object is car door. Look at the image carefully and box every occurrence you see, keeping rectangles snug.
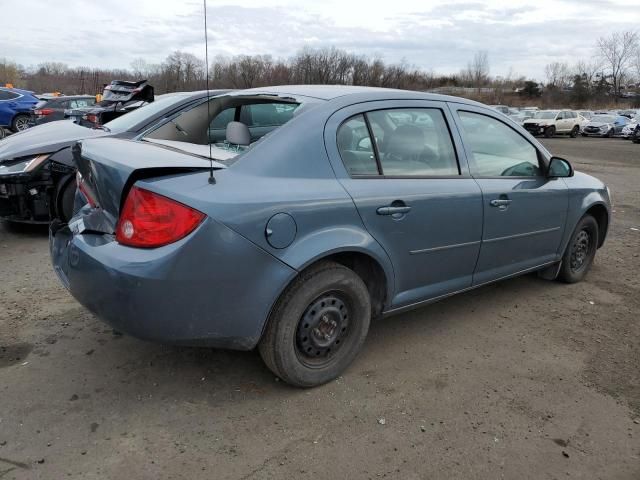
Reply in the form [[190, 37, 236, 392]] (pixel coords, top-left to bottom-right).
[[0, 90, 19, 126], [325, 100, 483, 309], [614, 116, 629, 134], [556, 111, 568, 132], [450, 106, 569, 285]]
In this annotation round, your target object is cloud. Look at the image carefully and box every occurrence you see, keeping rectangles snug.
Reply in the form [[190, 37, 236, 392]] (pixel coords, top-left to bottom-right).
[[0, 0, 638, 80]]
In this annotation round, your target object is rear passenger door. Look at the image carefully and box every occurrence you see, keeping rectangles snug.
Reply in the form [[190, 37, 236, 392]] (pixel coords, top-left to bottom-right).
[[325, 101, 483, 309], [451, 106, 568, 284]]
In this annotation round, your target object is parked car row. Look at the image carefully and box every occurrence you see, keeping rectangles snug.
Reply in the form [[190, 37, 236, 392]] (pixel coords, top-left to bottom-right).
[[0, 90, 223, 223], [1, 86, 612, 387], [0, 79, 155, 139], [491, 105, 640, 140]]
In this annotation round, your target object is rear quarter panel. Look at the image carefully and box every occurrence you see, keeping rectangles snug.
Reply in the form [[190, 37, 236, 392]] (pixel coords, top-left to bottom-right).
[[139, 107, 397, 304]]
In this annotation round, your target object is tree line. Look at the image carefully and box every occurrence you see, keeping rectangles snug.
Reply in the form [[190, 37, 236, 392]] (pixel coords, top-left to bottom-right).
[[1, 30, 638, 108]]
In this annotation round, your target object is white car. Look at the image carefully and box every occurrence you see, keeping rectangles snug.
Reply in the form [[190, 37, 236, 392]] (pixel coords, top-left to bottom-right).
[[621, 116, 639, 139], [522, 110, 582, 138]]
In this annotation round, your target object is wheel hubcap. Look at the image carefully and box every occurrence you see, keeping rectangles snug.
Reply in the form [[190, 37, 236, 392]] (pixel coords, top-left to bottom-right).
[[570, 230, 591, 272], [296, 293, 349, 364], [15, 118, 29, 131]]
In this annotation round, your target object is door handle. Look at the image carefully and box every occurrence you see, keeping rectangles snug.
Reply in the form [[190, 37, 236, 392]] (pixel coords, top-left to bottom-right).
[[377, 205, 411, 215], [490, 199, 513, 208]]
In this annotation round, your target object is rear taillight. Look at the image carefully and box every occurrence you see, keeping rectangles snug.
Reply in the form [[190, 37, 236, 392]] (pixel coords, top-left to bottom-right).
[[116, 186, 205, 248], [76, 171, 98, 208], [34, 108, 53, 116]]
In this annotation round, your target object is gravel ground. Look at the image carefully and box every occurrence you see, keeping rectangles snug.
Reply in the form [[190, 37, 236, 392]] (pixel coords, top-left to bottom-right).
[[0, 137, 639, 479]]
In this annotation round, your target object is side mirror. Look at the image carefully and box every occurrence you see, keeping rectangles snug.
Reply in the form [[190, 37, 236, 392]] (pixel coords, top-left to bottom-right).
[[548, 156, 573, 178]]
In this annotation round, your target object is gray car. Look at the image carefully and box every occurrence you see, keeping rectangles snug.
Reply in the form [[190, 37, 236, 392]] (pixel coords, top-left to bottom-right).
[[31, 95, 96, 126], [0, 90, 227, 223], [50, 86, 611, 387]]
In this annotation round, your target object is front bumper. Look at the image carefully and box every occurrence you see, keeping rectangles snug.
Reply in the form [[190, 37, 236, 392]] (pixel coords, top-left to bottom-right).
[[50, 216, 297, 349], [0, 175, 51, 223], [523, 124, 547, 136]]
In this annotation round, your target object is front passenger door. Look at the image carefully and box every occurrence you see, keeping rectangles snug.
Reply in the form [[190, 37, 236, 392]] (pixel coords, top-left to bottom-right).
[[452, 107, 568, 284]]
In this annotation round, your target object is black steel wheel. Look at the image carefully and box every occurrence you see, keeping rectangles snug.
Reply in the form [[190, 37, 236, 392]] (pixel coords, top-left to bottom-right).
[[558, 215, 599, 283], [544, 126, 555, 138], [259, 261, 371, 387], [295, 292, 350, 367]]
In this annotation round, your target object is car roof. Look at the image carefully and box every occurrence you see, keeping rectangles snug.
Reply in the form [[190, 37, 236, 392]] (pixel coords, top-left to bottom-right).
[[0, 87, 35, 95], [227, 84, 489, 108]]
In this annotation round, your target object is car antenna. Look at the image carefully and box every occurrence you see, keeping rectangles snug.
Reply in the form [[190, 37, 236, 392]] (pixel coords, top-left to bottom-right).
[[203, 0, 215, 184]]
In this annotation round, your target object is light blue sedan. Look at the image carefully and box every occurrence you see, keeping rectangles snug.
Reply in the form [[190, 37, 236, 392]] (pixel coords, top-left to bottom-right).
[[50, 86, 611, 387]]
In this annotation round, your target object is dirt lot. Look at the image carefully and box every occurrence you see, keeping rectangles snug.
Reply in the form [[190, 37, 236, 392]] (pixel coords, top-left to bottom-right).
[[0, 137, 639, 479]]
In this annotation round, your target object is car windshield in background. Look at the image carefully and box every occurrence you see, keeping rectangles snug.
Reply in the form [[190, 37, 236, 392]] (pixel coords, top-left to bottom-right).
[[594, 116, 615, 123], [103, 94, 184, 133], [534, 111, 557, 119]]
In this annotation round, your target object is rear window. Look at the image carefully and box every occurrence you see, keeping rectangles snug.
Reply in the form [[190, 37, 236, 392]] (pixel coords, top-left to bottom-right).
[[35, 100, 48, 109], [69, 98, 95, 109], [0, 90, 20, 101]]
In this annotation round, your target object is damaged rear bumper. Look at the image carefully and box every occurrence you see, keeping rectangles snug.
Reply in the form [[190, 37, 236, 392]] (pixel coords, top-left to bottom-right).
[[49, 216, 297, 350]]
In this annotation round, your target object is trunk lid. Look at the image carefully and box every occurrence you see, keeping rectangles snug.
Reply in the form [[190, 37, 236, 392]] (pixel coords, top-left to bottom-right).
[[72, 138, 225, 233]]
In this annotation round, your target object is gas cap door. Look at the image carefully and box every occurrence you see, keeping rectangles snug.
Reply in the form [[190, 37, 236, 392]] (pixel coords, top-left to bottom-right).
[[265, 213, 297, 249]]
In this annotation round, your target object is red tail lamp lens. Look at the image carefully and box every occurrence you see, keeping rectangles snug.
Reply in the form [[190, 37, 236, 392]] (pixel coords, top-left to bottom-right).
[[116, 186, 205, 248]]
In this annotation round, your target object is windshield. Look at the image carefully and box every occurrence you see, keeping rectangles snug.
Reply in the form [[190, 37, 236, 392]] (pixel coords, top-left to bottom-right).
[[534, 111, 558, 119], [103, 94, 188, 133], [593, 116, 615, 123]]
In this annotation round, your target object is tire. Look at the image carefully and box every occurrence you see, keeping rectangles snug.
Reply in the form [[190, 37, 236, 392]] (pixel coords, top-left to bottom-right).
[[259, 261, 371, 387], [11, 114, 30, 132], [557, 215, 599, 284], [544, 126, 555, 138], [581, 133, 587, 137], [606, 129, 613, 138], [0, 127, 6, 140], [57, 179, 77, 223], [570, 125, 579, 138]]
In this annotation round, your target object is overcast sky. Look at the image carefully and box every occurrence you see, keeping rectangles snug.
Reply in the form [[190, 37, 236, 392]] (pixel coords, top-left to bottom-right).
[[1, 0, 639, 80]]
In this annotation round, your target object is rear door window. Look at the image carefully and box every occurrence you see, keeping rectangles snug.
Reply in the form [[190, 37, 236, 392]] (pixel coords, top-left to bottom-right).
[[337, 115, 379, 176], [337, 108, 459, 177]]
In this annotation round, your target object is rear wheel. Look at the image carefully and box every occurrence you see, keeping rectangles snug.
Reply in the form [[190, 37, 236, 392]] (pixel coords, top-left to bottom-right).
[[570, 125, 579, 138], [557, 215, 598, 283], [259, 261, 371, 387], [11, 114, 30, 132], [606, 129, 614, 138], [544, 126, 556, 138]]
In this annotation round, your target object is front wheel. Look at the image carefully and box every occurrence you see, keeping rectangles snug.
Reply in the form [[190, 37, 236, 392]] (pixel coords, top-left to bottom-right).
[[544, 126, 556, 138], [56, 179, 77, 223], [570, 125, 579, 138], [259, 261, 371, 387], [557, 215, 599, 283]]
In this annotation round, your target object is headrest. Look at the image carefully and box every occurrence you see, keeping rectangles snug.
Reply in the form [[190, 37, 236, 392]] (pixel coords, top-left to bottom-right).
[[226, 121, 251, 146], [385, 125, 425, 157]]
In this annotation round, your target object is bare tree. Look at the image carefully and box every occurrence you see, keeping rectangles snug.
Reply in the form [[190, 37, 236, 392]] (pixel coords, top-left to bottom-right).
[[544, 61, 570, 89], [574, 59, 603, 91], [597, 30, 639, 99], [467, 50, 489, 92]]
